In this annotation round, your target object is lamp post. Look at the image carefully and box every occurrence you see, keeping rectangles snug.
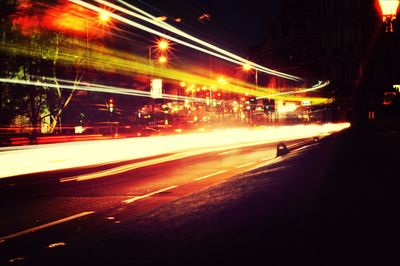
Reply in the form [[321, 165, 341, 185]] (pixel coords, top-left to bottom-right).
[[148, 39, 170, 120], [148, 39, 169, 76], [242, 63, 258, 90], [378, 0, 399, 32], [377, 0, 399, 120]]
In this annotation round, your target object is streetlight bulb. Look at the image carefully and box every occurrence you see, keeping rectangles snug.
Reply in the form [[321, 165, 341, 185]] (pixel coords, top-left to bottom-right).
[[99, 11, 110, 23], [158, 40, 169, 51], [158, 56, 167, 64], [243, 63, 252, 72], [379, 0, 399, 19]]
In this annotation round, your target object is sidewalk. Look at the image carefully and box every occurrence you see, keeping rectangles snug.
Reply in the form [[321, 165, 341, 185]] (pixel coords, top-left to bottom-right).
[[47, 122, 400, 265]]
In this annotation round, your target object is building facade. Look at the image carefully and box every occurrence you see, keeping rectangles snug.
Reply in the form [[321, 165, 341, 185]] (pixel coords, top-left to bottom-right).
[[259, 0, 400, 122]]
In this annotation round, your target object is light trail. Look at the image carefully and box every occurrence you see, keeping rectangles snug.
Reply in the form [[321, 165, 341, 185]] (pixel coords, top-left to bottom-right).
[[96, 0, 304, 83], [0, 123, 350, 179], [69, 0, 330, 95], [0, 75, 331, 105]]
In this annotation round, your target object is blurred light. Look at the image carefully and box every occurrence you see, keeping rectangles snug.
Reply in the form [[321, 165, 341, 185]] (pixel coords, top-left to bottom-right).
[[379, 0, 399, 19], [158, 55, 167, 64], [0, 123, 340, 180], [198, 13, 211, 22], [99, 10, 111, 23], [379, 0, 399, 32], [243, 63, 252, 72], [158, 39, 169, 51], [154, 16, 167, 21], [276, 101, 298, 113]]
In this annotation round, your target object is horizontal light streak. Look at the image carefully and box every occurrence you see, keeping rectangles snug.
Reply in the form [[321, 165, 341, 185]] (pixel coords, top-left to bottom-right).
[[236, 162, 256, 169], [0, 123, 350, 179], [0, 75, 330, 105]]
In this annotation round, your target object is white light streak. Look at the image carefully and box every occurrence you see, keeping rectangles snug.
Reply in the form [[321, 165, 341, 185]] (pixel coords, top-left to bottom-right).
[[0, 123, 350, 179], [98, 0, 304, 83]]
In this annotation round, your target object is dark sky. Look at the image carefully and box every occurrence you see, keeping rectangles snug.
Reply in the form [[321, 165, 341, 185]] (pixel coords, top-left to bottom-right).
[[136, 0, 282, 50]]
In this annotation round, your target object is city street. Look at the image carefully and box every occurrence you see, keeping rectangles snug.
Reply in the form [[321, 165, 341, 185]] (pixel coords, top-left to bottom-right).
[[0, 136, 313, 264], [1, 0, 400, 265]]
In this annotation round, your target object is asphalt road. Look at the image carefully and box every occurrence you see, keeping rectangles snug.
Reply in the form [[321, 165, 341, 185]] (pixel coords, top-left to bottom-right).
[[0, 138, 311, 264]]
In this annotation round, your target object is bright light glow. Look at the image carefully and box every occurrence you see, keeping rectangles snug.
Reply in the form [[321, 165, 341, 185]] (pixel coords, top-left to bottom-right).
[[67, 0, 332, 96], [276, 101, 298, 113], [157, 39, 169, 50], [154, 16, 167, 21], [99, 10, 111, 23], [379, 0, 399, 19], [243, 63, 252, 72], [158, 55, 167, 64], [0, 123, 350, 179], [71, 0, 305, 83]]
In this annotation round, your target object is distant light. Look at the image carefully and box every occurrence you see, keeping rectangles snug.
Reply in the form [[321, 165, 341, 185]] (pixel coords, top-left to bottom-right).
[[243, 63, 252, 72], [158, 39, 169, 51], [99, 10, 111, 23], [217, 76, 227, 85], [158, 55, 167, 64], [175, 18, 182, 23], [154, 16, 167, 21], [198, 13, 211, 22]]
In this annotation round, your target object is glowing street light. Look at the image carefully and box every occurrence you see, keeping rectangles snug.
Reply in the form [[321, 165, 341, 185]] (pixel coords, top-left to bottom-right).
[[98, 10, 111, 23], [158, 55, 167, 64], [242, 62, 258, 90], [379, 0, 399, 32], [158, 39, 170, 51], [242, 63, 252, 72]]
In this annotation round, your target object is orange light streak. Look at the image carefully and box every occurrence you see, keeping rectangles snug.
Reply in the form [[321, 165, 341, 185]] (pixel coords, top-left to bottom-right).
[[0, 123, 350, 179]]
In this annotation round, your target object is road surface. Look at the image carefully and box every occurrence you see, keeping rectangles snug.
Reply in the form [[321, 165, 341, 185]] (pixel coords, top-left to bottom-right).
[[0, 137, 314, 264]]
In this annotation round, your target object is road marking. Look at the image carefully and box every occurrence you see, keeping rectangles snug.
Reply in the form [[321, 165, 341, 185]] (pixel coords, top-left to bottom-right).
[[194, 170, 227, 181], [236, 162, 256, 169], [122, 185, 177, 204], [218, 150, 238, 155], [0, 211, 94, 243]]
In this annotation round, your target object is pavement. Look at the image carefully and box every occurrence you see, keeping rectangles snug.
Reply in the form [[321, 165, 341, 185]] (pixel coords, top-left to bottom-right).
[[5, 121, 400, 266]]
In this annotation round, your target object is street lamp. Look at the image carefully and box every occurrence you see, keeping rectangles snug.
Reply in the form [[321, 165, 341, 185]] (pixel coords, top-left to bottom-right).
[[149, 39, 170, 71], [242, 63, 258, 90], [98, 10, 111, 24], [379, 0, 399, 32]]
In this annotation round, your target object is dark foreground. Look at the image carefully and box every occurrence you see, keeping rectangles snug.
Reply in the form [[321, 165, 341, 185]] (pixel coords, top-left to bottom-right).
[[4, 122, 400, 265]]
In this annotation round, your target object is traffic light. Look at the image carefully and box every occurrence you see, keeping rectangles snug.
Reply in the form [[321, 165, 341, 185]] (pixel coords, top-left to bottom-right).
[[108, 98, 114, 113]]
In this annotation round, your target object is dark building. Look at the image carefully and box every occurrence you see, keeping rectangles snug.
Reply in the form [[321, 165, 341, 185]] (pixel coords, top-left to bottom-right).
[[259, 0, 400, 122]]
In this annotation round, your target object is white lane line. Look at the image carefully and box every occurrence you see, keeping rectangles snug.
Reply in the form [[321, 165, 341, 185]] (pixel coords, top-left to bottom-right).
[[261, 156, 276, 162], [194, 170, 227, 181], [236, 162, 256, 169], [0, 211, 94, 243], [218, 150, 238, 156], [122, 185, 177, 204]]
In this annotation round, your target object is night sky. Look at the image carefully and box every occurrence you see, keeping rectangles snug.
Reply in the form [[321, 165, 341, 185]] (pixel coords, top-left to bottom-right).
[[137, 0, 282, 50]]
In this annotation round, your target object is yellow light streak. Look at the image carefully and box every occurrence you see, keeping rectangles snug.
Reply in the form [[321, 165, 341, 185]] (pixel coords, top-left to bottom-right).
[[0, 41, 330, 104], [0, 123, 350, 179]]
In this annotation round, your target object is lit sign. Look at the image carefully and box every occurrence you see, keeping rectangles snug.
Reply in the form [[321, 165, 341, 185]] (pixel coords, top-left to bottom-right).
[[151, 79, 163, 98], [393, 85, 400, 93], [301, 100, 311, 106]]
